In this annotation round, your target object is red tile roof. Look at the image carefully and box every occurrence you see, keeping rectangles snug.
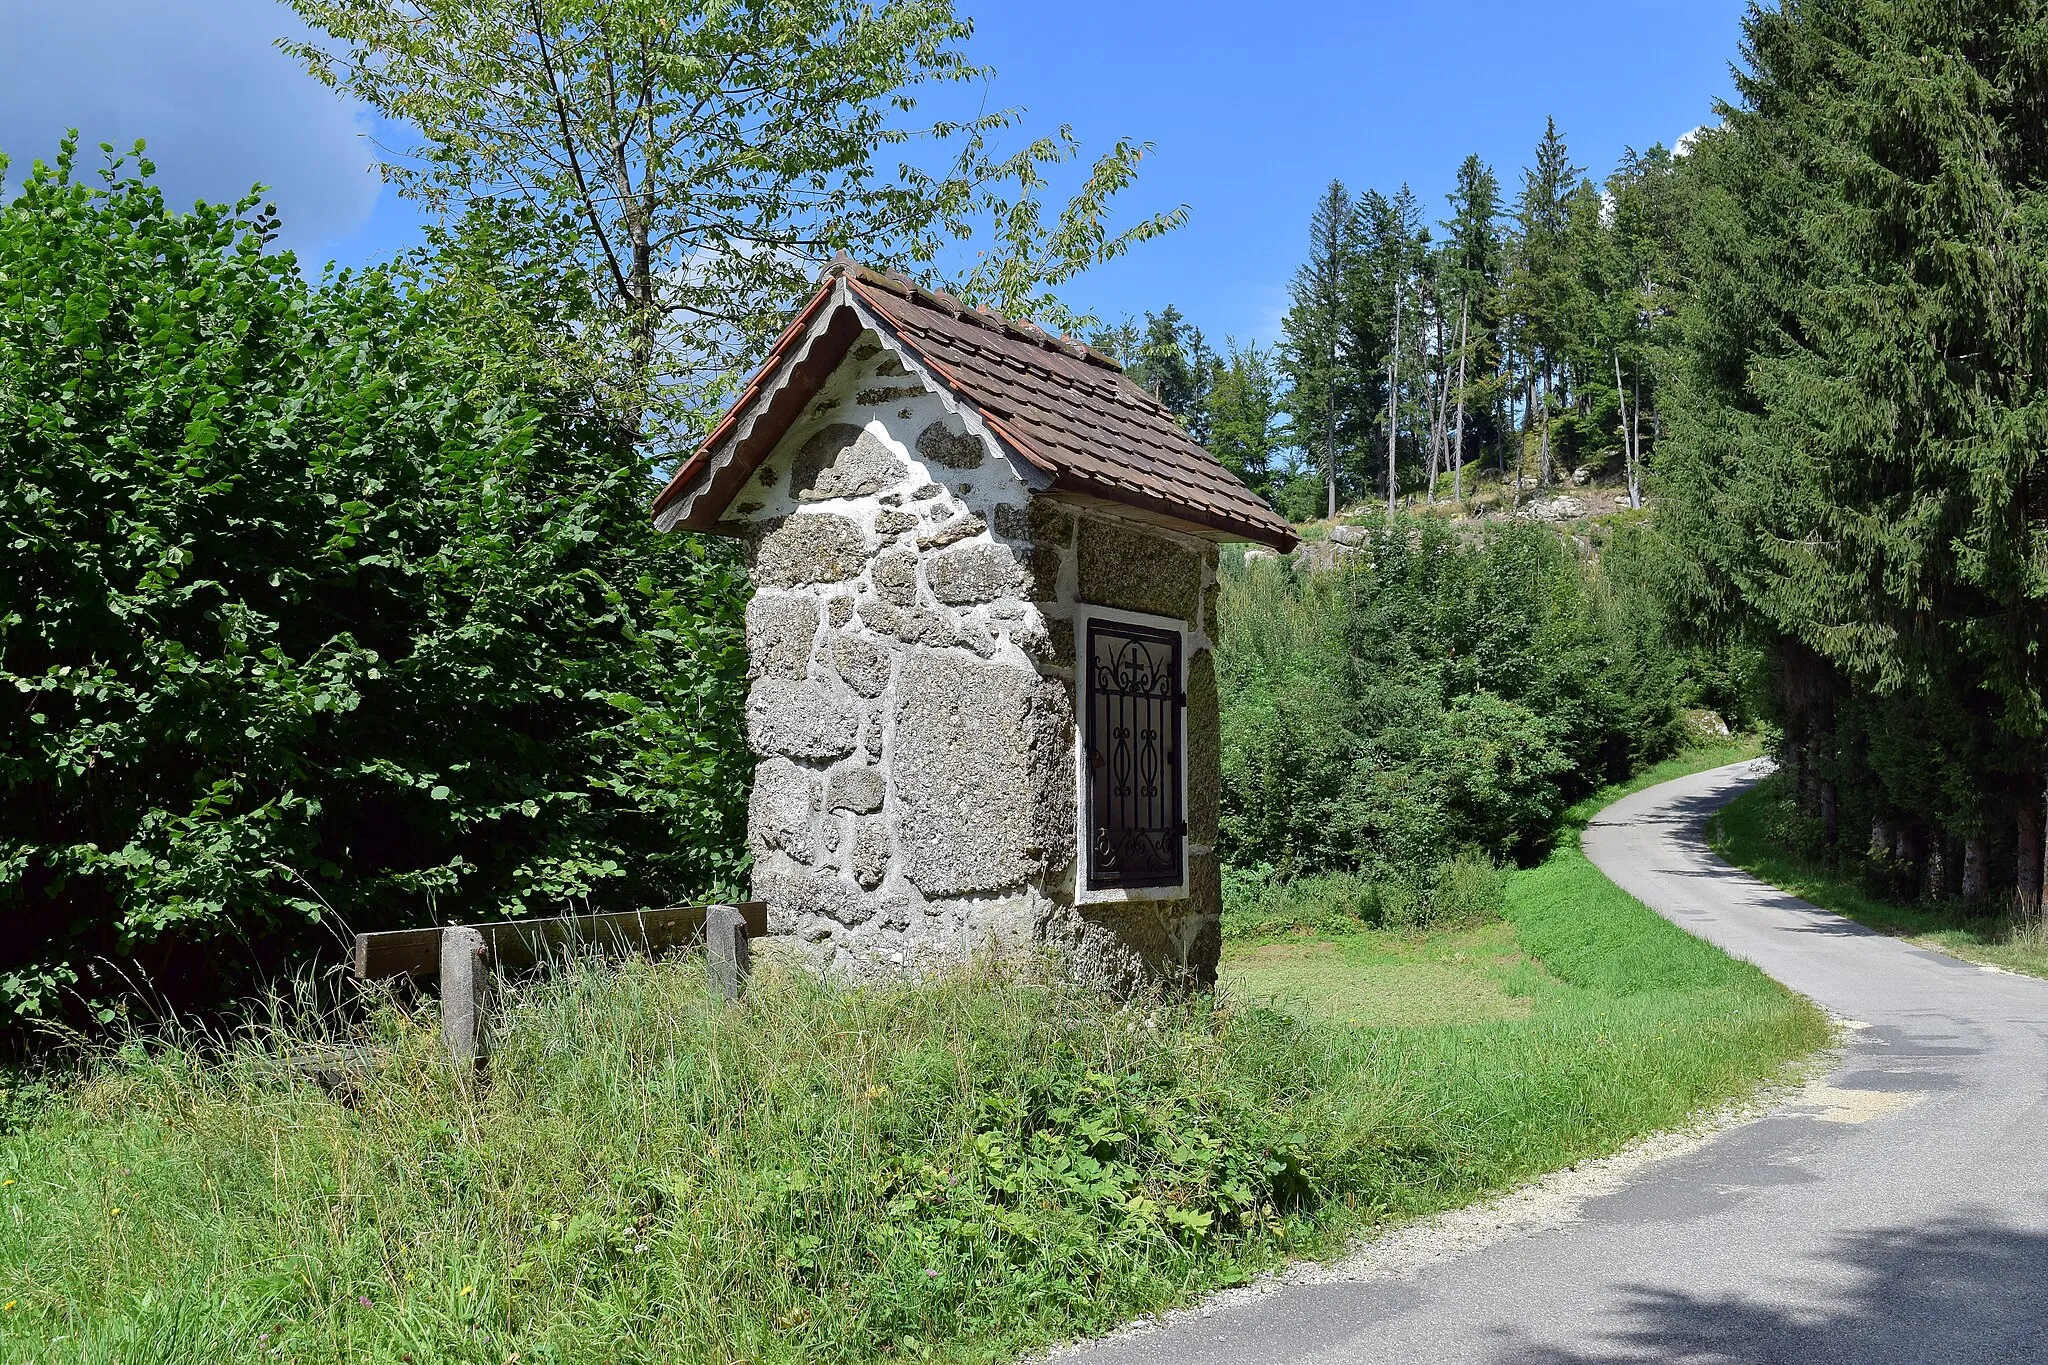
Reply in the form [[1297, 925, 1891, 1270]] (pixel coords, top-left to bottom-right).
[[651, 259, 1298, 551]]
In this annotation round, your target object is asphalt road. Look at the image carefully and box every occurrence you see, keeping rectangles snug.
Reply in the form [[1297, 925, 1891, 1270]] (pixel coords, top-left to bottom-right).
[[1062, 760, 2048, 1364]]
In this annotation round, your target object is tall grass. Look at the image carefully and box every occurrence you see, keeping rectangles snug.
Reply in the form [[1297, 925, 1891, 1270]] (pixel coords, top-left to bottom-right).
[[1223, 853, 1507, 940], [6, 962, 1360, 1363], [1, 788, 1825, 1364]]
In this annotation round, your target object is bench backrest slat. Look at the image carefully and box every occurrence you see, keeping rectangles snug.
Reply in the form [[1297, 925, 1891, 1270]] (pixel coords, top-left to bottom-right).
[[353, 903, 770, 982]]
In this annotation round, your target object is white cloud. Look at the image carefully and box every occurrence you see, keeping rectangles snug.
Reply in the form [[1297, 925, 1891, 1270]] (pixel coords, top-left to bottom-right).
[[0, 0, 380, 251]]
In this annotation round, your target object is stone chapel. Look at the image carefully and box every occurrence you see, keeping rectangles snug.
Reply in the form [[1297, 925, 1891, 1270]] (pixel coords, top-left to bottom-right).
[[652, 259, 1298, 985]]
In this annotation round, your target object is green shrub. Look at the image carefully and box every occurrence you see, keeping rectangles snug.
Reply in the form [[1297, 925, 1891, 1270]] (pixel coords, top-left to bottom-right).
[[0, 142, 748, 1031], [1223, 865, 1379, 938], [1431, 851, 1508, 926], [1221, 854, 1505, 938], [1217, 516, 1707, 884]]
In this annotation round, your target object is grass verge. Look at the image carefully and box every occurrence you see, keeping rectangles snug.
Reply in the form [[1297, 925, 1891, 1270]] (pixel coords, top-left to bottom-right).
[[2, 738, 1819, 1364], [1709, 772, 2048, 980]]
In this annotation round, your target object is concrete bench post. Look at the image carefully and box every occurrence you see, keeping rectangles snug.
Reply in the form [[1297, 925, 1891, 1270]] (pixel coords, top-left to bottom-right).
[[706, 903, 750, 1001], [439, 925, 487, 1066], [355, 904, 768, 1065]]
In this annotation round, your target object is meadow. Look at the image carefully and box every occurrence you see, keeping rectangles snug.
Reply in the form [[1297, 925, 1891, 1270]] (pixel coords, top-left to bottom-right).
[[0, 744, 1824, 1364]]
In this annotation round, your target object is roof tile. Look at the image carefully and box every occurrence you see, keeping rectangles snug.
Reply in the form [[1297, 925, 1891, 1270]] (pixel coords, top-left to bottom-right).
[[653, 260, 1299, 550]]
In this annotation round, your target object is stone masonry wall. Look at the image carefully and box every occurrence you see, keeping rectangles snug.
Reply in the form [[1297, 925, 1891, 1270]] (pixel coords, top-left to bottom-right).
[[1034, 507, 1224, 987], [734, 326, 1223, 985]]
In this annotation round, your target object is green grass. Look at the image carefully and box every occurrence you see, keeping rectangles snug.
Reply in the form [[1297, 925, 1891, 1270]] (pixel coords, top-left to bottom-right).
[[1221, 737, 1819, 1182], [1709, 773, 2048, 980], [0, 738, 1821, 1364], [1224, 922, 1536, 1029]]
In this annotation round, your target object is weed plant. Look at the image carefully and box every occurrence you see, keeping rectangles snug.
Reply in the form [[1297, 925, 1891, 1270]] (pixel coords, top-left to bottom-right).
[[1223, 853, 1507, 940], [8, 960, 1351, 1362]]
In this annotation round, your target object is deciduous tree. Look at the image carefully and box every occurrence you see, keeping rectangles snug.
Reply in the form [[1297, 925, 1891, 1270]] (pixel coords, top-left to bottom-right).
[[285, 0, 1183, 450]]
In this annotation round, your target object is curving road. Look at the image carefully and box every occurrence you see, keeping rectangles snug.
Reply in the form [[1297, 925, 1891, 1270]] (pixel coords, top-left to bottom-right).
[[1063, 760, 2048, 1364]]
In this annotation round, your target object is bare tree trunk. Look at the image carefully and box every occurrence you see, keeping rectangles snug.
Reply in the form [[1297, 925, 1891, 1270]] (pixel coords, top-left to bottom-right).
[[1387, 278, 1402, 514], [1819, 779, 1838, 848], [1428, 301, 1450, 503], [1613, 352, 1632, 507], [1538, 363, 1553, 490], [1902, 823, 1931, 895], [1452, 295, 1469, 506], [1518, 378, 1537, 511], [1425, 388, 1441, 503], [2019, 778, 2044, 917], [1434, 370, 1449, 499], [1962, 833, 1990, 901], [1325, 420, 1336, 520], [1497, 353, 1512, 480], [2039, 769, 2048, 913], [1325, 346, 1336, 521], [1797, 734, 1820, 815], [1630, 366, 1644, 508]]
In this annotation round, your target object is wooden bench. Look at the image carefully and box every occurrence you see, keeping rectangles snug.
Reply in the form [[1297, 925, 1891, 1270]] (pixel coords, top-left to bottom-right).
[[353, 902, 769, 1063]]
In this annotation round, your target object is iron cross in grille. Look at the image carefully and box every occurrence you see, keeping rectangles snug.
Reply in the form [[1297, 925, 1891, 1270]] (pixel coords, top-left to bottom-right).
[[1084, 620, 1185, 889]]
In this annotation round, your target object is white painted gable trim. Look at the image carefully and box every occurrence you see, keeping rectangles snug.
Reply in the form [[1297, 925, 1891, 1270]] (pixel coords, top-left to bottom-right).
[[838, 292, 1053, 498]]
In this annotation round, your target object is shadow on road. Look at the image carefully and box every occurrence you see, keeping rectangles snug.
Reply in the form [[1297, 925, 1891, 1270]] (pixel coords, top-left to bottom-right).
[[1508, 1211, 2048, 1363], [1507, 1211, 2048, 1358], [1594, 777, 1890, 938]]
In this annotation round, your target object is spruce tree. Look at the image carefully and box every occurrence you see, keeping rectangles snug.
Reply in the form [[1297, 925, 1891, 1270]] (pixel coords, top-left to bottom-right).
[[1207, 341, 1283, 493], [1509, 118, 1584, 489], [1664, 0, 2048, 904], [1603, 146, 1680, 506], [1281, 182, 1359, 517], [1443, 155, 1505, 484]]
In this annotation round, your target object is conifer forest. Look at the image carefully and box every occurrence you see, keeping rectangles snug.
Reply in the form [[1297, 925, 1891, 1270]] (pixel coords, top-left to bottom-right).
[[1113, 3, 2048, 925], [1095, 118, 1670, 525]]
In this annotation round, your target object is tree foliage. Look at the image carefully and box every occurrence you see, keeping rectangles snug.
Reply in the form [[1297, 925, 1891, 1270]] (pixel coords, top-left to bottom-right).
[[1661, 0, 2048, 904], [1216, 519, 1704, 883], [0, 142, 748, 1026], [284, 0, 1185, 448], [1222, 122, 1689, 514]]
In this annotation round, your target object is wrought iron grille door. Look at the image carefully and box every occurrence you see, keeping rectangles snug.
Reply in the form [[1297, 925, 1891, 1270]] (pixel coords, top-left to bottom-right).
[[1084, 619, 1185, 889]]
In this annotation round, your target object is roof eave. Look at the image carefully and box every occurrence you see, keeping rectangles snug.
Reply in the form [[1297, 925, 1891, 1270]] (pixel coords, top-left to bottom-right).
[[1041, 477, 1300, 551], [651, 275, 848, 525], [650, 259, 1302, 553]]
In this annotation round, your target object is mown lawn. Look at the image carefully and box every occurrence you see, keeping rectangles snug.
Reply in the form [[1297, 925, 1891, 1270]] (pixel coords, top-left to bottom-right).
[[1710, 773, 2048, 981], [0, 741, 1821, 1365]]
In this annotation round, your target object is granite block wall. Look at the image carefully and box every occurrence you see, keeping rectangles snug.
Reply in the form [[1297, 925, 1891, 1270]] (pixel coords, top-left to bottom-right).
[[734, 330, 1223, 986]]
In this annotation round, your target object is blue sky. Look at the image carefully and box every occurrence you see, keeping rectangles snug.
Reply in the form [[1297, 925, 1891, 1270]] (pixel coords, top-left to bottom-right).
[[1, 0, 1751, 347]]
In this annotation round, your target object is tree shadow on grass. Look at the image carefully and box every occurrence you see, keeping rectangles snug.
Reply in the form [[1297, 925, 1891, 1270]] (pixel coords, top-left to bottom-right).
[[1509, 1211, 2048, 1364]]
